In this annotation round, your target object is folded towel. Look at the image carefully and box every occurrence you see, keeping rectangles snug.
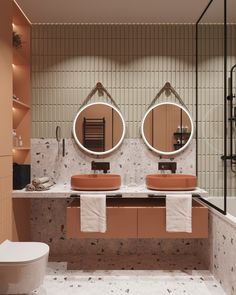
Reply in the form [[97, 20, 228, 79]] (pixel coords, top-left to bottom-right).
[[25, 183, 35, 191], [32, 177, 50, 186], [35, 181, 54, 191], [166, 194, 192, 233], [80, 194, 106, 233]]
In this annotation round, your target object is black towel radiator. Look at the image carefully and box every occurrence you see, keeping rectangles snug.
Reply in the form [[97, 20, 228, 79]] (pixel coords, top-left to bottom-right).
[[83, 118, 105, 152]]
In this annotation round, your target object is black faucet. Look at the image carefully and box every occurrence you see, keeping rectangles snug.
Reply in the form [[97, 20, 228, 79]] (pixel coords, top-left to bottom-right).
[[91, 161, 110, 174], [158, 162, 177, 174]]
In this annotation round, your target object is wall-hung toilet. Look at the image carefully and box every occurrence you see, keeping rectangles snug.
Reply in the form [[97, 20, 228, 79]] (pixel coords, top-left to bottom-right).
[[0, 240, 49, 294]]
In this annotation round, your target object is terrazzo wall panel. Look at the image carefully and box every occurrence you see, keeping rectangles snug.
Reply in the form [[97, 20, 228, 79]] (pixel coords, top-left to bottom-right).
[[197, 210, 236, 295], [30, 197, 205, 269], [31, 138, 196, 185]]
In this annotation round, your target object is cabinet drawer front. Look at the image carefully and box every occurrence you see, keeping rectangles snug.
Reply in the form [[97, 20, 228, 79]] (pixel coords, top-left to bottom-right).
[[67, 207, 137, 238], [138, 207, 208, 238]]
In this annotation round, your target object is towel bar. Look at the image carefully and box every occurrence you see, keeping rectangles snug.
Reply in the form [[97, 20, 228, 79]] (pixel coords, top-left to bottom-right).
[[147, 194, 201, 198], [69, 194, 122, 198]]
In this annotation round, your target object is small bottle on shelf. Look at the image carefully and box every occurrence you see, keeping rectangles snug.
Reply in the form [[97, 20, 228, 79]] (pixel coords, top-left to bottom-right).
[[183, 126, 188, 133], [12, 129, 18, 147], [18, 135, 23, 147], [13, 94, 19, 101]]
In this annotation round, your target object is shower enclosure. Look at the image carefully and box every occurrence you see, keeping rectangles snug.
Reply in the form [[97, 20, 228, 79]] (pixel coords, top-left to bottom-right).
[[196, 0, 236, 214]]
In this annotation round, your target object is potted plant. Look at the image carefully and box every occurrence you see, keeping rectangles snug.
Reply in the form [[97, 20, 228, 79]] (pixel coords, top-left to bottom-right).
[[13, 31, 22, 49]]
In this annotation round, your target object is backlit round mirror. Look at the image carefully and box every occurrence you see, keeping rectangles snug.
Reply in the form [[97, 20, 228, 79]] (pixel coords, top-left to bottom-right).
[[73, 102, 126, 156], [141, 102, 194, 156]]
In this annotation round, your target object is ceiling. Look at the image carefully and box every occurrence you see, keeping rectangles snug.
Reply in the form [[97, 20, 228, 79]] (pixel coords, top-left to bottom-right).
[[16, 0, 236, 24]]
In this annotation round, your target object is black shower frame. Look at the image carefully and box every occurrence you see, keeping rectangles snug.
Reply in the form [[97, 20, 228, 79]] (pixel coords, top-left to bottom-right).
[[195, 0, 227, 215]]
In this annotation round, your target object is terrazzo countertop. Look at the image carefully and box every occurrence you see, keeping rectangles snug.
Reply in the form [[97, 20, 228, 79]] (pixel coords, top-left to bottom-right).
[[12, 184, 208, 198]]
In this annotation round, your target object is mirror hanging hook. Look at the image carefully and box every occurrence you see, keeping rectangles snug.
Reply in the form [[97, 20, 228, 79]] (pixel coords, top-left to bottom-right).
[[79, 82, 120, 110], [148, 82, 189, 112]]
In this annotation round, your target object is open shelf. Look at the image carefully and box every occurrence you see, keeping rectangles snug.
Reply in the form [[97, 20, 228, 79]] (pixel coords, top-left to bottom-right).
[[173, 132, 191, 137], [173, 143, 184, 150], [13, 147, 30, 151], [13, 99, 30, 110]]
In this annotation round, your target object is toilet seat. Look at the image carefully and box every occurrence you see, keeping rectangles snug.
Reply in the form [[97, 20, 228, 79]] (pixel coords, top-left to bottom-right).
[[0, 240, 49, 264]]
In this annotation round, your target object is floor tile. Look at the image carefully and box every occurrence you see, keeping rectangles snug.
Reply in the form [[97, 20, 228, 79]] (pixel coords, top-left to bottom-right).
[[31, 262, 226, 295]]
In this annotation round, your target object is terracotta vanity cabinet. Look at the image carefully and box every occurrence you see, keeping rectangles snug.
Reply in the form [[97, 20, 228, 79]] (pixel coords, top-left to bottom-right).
[[67, 199, 137, 238], [67, 198, 208, 239], [137, 199, 208, 238]]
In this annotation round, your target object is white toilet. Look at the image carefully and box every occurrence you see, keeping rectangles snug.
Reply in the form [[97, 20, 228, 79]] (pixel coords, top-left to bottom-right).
[[0, 240, 49, 294]]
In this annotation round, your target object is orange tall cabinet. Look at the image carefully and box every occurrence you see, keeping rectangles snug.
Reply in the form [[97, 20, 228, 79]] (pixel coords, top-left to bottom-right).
[[0, 0, 13, 243], [12, 1, 32, 242]]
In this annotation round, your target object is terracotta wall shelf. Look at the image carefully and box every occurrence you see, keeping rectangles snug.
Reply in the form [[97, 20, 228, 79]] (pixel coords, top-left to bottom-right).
[[13, 147, 30, 151], [13, 99, 30, 110]]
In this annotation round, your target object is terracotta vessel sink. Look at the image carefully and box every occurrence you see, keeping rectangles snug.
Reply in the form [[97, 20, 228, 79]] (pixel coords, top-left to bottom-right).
[[71, 174, 121, 191], [146, 174, 197, 191]]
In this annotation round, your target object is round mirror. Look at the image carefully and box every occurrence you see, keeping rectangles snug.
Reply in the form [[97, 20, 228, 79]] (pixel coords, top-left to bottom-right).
[[73, 102, 126, 155], [141, 102, 194, 156]]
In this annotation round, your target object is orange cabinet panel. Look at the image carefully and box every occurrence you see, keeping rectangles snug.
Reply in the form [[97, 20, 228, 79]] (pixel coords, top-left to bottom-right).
[[138, 201, 208, 238], [0, 0, 12, 157], [0, 157, 12, 178], [0, 175, 12, 243], [12, 198, 31, 242], [67, 205, 137, 239]]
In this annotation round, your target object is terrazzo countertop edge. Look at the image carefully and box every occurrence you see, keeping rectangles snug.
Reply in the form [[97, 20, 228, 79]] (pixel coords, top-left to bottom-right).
[[12, 185, 208, 199]]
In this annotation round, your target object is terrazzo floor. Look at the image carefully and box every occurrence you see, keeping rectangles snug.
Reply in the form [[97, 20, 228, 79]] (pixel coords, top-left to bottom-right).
[[31, 261, 226, 295]]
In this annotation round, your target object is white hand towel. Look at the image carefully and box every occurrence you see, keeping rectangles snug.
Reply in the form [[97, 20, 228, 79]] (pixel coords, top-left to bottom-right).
[[35, 181, 54, 191], [32, 177, 50, 186], [166, 194, 192, 233], [80, 194, 106, 233]]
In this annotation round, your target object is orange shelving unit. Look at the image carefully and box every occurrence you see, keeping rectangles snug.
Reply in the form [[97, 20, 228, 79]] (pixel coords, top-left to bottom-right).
[[12, 1, 31, 164]]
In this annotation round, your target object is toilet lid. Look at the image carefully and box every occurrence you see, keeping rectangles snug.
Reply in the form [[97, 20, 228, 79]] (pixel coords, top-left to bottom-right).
[[0, 240, 49, 263]]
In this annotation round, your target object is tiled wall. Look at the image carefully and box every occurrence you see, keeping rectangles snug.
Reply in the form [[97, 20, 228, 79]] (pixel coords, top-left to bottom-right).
[[226, 25, 236, 198], [197, 24, 236, 197], [31, 24, 196, 138], [31, 23, 236, 196]]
